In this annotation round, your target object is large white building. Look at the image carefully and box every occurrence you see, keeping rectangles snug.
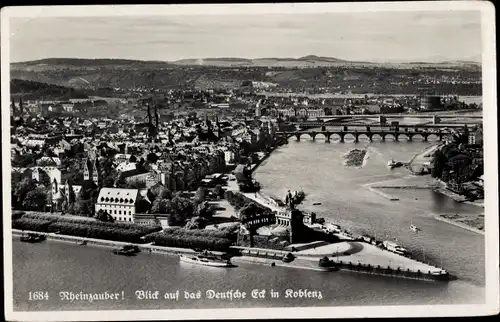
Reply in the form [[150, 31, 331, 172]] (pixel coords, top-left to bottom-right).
[[95, 188, 140, 222]]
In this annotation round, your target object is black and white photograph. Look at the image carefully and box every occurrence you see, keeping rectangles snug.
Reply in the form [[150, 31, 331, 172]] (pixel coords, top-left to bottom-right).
[[2, 2, 498, 321]]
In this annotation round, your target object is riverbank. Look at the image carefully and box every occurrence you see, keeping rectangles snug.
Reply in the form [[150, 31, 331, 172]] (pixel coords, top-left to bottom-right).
[[11, 229, 202, 256], [434, 214, 485, 235], [407, 143, 441, 174], [361, 175, 485, 209]]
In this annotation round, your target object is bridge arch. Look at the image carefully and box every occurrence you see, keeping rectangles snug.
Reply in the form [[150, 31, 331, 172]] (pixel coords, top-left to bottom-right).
[[357, 133, 372, 142], [328, 133, 343, 141], [342, 133, 357, 142], [427, 133, 441, 141], [383, 133, 396, 141], [410, 133, 425, 141], [397, 133, 410, 141], [313, 132, 328, 140]]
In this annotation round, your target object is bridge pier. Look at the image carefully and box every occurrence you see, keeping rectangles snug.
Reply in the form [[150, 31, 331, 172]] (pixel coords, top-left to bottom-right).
[[340, 132, 345, 143], [381, 132, 386, 141], [295, 133, 301, 142], [325, 132, 331, 143], [423, 133, 428, 142], [311, 131, 316, 141]]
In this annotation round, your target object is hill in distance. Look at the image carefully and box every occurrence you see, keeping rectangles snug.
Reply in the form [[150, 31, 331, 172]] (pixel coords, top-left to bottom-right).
[[12, 55, 481, 69]]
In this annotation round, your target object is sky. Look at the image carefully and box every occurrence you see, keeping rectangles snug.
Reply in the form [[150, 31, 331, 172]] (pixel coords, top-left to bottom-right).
[[9, 11, 482, 63]]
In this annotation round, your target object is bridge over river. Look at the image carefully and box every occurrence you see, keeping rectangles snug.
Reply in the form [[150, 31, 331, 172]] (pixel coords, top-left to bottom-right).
[[277, 123, 477, 143]]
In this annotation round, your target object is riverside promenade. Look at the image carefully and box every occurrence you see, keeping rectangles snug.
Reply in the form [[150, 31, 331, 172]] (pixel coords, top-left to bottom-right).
[[11, 229, 203, 256]]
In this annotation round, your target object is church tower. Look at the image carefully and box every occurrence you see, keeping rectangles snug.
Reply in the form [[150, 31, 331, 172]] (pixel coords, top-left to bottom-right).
[[52, 178, 58, 195], [83, 158, 90, 181], [92, 158, 99, 186]]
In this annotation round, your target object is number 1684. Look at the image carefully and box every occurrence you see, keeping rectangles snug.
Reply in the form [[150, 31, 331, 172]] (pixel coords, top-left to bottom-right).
[[29, 291, 49, 301]]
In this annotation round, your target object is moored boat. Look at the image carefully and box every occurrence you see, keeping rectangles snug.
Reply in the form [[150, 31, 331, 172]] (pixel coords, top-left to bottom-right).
[[180, 251, 232, 267], [20, 233, 46, 243], [112, 245, 140, 256]]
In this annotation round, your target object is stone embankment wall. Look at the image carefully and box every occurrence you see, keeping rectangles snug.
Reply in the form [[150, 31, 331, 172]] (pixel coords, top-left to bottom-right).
[[12, 229, 199, 256]]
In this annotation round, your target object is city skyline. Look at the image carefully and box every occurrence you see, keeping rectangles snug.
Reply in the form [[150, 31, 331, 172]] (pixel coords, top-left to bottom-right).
[[9, 11, 482, 63]]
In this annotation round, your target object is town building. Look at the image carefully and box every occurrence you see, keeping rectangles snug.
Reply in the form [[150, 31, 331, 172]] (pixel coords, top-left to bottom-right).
[[468, 128, 483, 145], [95, 188, 140, 222]]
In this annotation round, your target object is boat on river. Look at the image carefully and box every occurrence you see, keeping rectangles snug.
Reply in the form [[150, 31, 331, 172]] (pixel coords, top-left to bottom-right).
[[112, 245, 141, 256], [20, 233, 46, 243], [180, 251, 232, 267], [410, 224, 421, 233], [387, 159, 404, 169], [410, 221, 421, 232]]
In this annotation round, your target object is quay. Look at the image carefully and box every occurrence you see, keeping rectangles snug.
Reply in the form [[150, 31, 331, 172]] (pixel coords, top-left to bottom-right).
[[231, 242, 450, 282], [11, 229, 205, 256]]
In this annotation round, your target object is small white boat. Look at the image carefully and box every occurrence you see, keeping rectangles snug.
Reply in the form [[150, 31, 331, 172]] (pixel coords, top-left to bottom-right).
[[180, 253, 232, 267], [410, 223, 420, 232], [387, 159, 397, 168]]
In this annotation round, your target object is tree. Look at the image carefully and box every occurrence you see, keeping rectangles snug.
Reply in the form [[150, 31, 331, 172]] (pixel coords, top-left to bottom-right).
[[431, 149, 447, 179], [75, 180, 99, 216], [103, 176, 115, 187], [67, 181, 76, 204], [194, 187, 207, 205], [22, 186, 48, 211], [214, 184, 224, 199], [115, 173, 127, 188], [151, 198, 169, 214], [12, 153, 38, 168], [146, 152, 159, 164], [194, 201, 215, 219], [250, 153, 260, 164], [165, 195, 195, 226], [184, 216, 207, 230], [159, 187, 172, 200], [14, 177, 36, 209], [239, 203, 261, 221], [95, 209, 114, 222]]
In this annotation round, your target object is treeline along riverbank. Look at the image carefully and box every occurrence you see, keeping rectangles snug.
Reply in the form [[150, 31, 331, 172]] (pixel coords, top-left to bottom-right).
[[12, 211, 238, 252]]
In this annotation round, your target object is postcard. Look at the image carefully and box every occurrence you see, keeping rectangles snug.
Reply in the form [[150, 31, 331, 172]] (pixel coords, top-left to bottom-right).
[[2, 2, 498, 321]]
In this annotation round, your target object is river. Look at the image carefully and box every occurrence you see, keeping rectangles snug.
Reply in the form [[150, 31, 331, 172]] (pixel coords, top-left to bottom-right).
[[11, 138, 485, 311]]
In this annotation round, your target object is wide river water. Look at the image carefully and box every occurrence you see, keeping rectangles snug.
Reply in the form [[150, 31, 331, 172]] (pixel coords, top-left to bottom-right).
[[11, 137, 485, 311]]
